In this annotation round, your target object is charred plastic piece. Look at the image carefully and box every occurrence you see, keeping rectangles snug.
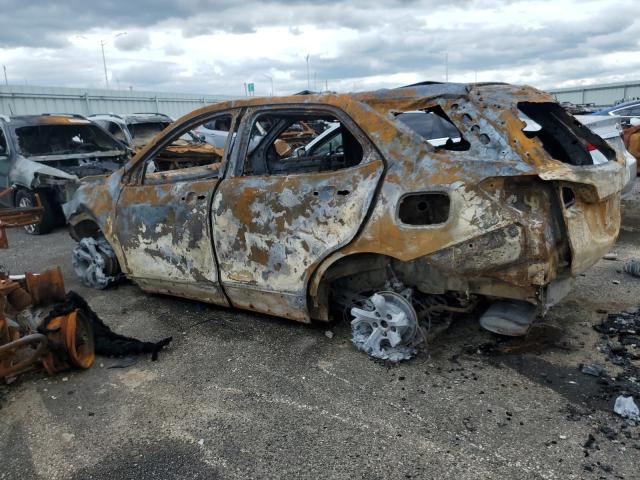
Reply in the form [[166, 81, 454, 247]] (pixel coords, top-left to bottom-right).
[[72, 237, 122, 289], [479, 300, 539, 336]]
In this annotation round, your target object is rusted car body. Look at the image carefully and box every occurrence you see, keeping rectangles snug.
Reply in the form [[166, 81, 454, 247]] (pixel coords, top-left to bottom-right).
[[64, 83, 626, 353], [624, 124, 640, 165]]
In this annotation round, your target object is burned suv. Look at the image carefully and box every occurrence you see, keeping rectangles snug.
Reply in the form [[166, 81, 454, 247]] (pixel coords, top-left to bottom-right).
[[0, 114, 128, 234], [65, 82, 627, 360]]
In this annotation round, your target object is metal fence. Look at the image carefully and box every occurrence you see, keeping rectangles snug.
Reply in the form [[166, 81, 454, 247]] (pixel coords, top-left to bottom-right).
[[0, 85, 236, 119], [548, 80, 640, 107]]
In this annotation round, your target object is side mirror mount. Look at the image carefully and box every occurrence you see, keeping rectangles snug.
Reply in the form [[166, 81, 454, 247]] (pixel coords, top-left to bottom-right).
[[294, 146, 306, 157], [630, 117, 640, 127]]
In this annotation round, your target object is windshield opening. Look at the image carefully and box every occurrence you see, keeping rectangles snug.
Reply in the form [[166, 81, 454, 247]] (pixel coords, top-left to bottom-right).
[[15, 124, 125, 156]]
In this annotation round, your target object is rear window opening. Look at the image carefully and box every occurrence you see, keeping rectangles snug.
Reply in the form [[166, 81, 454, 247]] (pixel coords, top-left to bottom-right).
[[518, 102, 616, 166], [394, 106, 470, 151]]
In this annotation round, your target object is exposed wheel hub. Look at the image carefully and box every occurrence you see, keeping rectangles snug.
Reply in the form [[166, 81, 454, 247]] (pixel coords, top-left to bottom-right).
[[72, 237, 121, 289], [350, 291, 423, 362]]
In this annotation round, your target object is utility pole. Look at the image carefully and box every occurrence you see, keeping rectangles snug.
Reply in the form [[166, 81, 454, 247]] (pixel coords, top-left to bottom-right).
[[314, 71, 317, 91], [100, 40, 109, 88], [99, 32, 127, 90], [262, 74, 274, 96], [445, 52, 448, 82], [244, 82, 248, 96], [2, 65, 7, 86], [305, 54, 310, 90]]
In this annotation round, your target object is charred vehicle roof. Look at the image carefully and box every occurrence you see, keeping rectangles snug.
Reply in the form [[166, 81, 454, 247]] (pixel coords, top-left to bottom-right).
[[89, 113, 174, 149], [64, 82, 627, 360]]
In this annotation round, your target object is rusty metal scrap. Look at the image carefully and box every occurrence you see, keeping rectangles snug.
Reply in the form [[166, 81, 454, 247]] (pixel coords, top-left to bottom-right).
[[0, 197, 93, 379], [0, 187, 43, 248], [64, 82, 627, 357], [0, 267, 95, 379]]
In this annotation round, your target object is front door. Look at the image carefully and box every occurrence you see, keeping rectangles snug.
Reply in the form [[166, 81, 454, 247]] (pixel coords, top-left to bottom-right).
[[114, 111, 238, 305], [212, 106, 384, 321]]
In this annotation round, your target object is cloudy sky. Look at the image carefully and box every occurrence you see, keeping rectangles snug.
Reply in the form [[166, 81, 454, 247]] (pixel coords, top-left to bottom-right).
[[0, 0, 638, 96]]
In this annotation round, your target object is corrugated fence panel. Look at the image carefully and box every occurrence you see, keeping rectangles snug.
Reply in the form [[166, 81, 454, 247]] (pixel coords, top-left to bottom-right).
[[0, 84, 235, 119], [549, 80, 640, 107]]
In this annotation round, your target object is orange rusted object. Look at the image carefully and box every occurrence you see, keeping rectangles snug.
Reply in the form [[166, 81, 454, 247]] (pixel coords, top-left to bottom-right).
[[623, 124, 640, 168], [0, 187, 43, 248], [42, 310, 95, 374], [0, 195, 95, 378], [0, 268, 95, 379]]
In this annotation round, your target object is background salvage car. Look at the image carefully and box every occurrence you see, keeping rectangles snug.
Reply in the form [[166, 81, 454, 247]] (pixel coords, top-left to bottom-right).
[[0, 114, 129, 234], [64, 82, 628, 361]]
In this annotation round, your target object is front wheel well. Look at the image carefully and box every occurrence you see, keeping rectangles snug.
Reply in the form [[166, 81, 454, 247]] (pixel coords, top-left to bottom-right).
[[68, 214, 102, 242]]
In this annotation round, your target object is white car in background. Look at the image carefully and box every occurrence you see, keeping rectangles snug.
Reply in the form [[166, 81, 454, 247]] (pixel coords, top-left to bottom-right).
[[298, 111, 464, 158], [575, 114, 637, 195], [193, 117, 230, 148]]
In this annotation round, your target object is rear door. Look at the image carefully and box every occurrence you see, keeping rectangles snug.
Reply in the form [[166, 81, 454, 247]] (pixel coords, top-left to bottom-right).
[[212, 105, 384, 321], [114, 110, 239, 305]]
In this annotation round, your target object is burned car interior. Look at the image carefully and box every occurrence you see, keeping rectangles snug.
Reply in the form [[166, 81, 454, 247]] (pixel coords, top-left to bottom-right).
[[15, 123, 123, 157], [244, 112, 363, 175]]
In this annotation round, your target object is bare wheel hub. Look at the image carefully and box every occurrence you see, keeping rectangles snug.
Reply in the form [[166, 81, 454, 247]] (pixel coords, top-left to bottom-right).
[[350, 291, 422, 361], [72, 237, 120, 289]]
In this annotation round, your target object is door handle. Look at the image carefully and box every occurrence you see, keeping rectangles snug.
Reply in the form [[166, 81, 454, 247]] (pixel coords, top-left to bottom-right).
[[181, 192, 207, 203]]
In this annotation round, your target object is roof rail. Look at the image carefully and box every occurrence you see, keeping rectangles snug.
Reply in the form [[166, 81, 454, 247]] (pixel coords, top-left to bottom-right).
[[397, 81, 444, 89], [41, 113, 88, 119], [88, 113, 125, 119]]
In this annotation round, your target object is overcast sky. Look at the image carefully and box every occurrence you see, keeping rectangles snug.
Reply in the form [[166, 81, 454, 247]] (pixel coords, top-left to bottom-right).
[[0, 0, 638, 96]]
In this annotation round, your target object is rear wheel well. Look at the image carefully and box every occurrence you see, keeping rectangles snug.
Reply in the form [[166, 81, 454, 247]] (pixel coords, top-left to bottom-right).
[[309, 253, 395, 321]]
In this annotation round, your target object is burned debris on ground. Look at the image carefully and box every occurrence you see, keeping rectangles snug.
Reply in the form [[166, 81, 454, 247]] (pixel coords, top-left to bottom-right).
[[1, 192, 172, 382]]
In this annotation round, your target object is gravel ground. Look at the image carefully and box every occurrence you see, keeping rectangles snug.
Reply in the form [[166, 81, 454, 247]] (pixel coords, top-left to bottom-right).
[[1, 181, 639, 480]]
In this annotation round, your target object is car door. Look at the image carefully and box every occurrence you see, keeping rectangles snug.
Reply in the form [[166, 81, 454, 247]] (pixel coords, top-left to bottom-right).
[[212, 105, 385, 321], [113, 110, 238, 305]]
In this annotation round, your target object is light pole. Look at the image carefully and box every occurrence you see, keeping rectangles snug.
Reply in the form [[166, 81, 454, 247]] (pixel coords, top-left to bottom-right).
[[305, 54, 310, 90], [262, 74, 274, 96], [99, 32, 127, 89]]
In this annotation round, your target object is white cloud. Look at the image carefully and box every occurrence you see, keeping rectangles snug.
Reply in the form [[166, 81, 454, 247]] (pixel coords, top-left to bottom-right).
[[0, 0, 638, 95]]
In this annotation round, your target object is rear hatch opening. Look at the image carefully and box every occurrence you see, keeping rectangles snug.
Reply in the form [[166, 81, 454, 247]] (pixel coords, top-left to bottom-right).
[[518, 102, 616, 166]]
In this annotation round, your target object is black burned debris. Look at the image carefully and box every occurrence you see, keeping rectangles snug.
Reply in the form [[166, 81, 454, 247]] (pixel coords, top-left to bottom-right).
[[592, 309, 640, 400]]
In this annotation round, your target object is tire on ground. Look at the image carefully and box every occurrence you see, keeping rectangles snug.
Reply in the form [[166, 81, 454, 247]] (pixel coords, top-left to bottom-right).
[[15, 188, 58, 235]]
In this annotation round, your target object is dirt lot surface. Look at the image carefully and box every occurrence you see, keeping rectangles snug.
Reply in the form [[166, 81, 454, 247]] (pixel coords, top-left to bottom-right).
[[1, 182, 640, 480]]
